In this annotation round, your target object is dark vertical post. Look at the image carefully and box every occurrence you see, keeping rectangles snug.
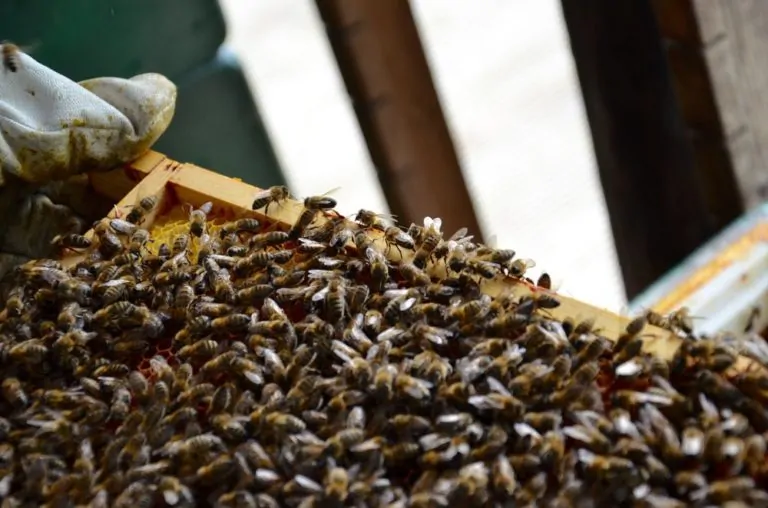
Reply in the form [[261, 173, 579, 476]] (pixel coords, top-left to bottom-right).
[[560, 0, 719, 298]]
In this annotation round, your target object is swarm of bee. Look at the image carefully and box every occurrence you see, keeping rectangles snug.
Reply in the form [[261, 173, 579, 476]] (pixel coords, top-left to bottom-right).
[[0, 186, 767, 507]]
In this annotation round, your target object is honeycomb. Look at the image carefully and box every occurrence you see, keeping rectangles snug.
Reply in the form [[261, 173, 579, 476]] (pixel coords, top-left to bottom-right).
[[0, 199, 767, 506]]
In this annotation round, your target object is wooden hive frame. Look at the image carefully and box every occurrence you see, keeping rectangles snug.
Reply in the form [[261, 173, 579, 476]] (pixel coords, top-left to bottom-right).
[[71, 151, 759, 372]]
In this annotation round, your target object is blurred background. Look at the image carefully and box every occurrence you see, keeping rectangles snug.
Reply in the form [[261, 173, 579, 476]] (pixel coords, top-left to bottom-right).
[[11, 0, 753, 319], [218, 0, 626, 313]]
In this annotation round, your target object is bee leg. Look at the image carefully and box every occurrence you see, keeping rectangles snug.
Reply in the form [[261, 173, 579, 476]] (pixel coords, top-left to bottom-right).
[[58, 245, 85, 256]]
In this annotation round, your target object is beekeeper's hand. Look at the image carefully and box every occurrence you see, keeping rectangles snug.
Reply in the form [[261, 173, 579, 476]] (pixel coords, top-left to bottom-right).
[[0, 47, 177, 279]]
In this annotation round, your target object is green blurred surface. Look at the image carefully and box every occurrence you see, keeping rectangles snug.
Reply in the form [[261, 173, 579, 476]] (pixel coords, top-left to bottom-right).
[[1, 0, 286, 187], [156, 48, 287, 188], [1, 0, 225, 81]]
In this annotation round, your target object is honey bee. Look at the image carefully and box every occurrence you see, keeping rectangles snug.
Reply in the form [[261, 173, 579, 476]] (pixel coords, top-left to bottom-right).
[[210, 271, 236, 304], [412, 216, 442, 268], [325, 427, 365, 459], [109, 386, 132, 421], [283, 475, 323, 498], [95, 278, 130, 305], [217, 490, 260, 508], [305, 194, 338, 211], [381, 442, 420, 466], [289, 192, 339, 239], [8, 339, 48, 364], [233, 250, 274, 277], [128, 228, 151, 255], [5, 287, 25, 317], [309, 277, 345, 325], [508, 258, 536, 278], [186, 201, 213, 237], [398, 262, 431, 286], [113, 481, 155, 508], [252, 185, 290, 214], [207, 382, 236, 415], [536, 272, 552, 289], [250, 231, 291, 250], [237, 439, 276, 470], [170, 233, 190, 256], [177, 339, 219, 360], [572, 336, 610, 369], [259, 411, 305, 436], [324, 466, 350, 504], [289, 210, 320, 241], [327, 219, 357, 251], [51, 233, 92, 253], [220, 218, 261, 238], [668, 306, 696, 334], [355, 209, 393, 230], [112, 251, 139, 266], [358, 249, 387, 293], [210, 413, 248, 442], [95, 227, 123, 258], [176, 433, 228, 457], [194, 454, 238, 485], [126, 195, 159, 224], [210, 313, 251, 334], [158, 476, 194, 506], [235, 284, 274, 304], [2, 42, 27, 73], [107, 217, 139, 236], [1, 377, 27, 408]]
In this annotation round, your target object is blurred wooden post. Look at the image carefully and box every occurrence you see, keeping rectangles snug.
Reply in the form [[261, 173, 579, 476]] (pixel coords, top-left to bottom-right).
[[314, 0, 484, 241], [652, 0, 768, 211], [561, 0, 728, 299]]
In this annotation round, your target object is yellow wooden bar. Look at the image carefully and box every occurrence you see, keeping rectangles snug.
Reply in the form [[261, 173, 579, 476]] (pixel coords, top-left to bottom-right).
[[69, 151, 761, 372]]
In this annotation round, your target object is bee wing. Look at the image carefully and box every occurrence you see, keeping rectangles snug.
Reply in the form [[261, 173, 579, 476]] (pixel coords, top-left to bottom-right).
[[18, 42, 40, 55], [262, 298, 287, 320], [311, 286, 330, 302], [331, 341, 354, 364], [101, 279, 129, 287], [399, 297, 417, 312], [295, 474, 323, 493], [395, 230, 414, 243], [383, 289, 408, 299], [448, 227, 470, 242], [307, 269, 337, 280], [200, 201, 214, 214], [377, 327, 405, 342], [513, 422, 541, 439], [316, 256, 344, 268], [615, 358, 644, 377], [426, 217, 443, 232], [252, 189, 273, 201], [110, 219, 138, 234], [486, 376, 512, 397], [299, 238, 325, 248], [319, 186, 343, 197]]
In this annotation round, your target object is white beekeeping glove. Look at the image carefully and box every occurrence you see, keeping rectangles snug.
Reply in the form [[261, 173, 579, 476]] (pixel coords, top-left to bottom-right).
[[0, 46, 177, 278]]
